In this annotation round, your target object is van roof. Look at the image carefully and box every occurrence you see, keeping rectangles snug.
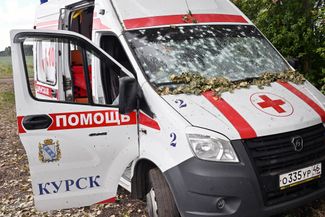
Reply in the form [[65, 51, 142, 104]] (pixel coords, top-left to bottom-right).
[[35, 0, 250, 31], [114, 0, 249, 29]]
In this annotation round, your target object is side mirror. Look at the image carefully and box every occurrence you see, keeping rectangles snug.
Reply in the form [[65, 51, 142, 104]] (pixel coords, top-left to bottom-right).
[[119, 77, 138, 114]]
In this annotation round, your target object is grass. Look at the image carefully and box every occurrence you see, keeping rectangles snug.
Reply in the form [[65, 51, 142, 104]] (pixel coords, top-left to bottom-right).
[[0, 56, 13, 78], [0, 86, 16, 122], [0, 56, 33, 79], [0, 91, 15, 108]]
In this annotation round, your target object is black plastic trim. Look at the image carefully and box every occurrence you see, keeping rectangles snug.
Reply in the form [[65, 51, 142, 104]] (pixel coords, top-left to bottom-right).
[[23, 114, 52, 130]]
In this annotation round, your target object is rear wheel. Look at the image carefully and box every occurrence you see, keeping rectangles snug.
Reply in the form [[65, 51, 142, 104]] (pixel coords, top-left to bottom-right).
[[146, 168, 179, 217]]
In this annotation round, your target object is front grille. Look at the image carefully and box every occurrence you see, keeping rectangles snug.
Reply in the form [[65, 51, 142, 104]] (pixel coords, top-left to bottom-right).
[[244, 124, 325, 206]]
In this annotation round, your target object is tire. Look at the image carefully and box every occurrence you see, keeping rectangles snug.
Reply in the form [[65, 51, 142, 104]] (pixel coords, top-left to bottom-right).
[[146, 168, 180, 217]]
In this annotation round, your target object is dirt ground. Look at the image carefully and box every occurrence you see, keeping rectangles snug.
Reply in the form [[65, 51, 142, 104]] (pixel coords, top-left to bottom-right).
[[1, 79, 325, 217]]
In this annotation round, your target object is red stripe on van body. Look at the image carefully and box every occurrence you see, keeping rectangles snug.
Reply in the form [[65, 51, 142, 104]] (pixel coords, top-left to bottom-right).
[[124, 14, 248, 29], [96, 197, 116, 204], [203, 91, 257, 139], [139, 113, 161, 130], [93, 18, 110, 30], [16, 111, 160, 133], [278, 81, 325, 122], [47, 110, 137, 131], [17, 116, 26, 134]]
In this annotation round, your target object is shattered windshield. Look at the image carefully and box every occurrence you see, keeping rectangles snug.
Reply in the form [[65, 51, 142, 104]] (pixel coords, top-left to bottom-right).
[[125, 25, 290, 85]]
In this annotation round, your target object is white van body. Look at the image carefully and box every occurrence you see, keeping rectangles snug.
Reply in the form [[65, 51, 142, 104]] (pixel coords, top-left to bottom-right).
[[10, 0, 325, 216]]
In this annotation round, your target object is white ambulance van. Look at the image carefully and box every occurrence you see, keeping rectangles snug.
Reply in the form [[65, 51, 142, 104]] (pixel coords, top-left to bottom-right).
[[10, 0, 325, 216]]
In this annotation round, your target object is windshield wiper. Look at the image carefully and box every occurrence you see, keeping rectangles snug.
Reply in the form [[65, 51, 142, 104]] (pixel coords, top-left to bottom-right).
[[233, 76, 260, 83], [153, 81, 185, 87]]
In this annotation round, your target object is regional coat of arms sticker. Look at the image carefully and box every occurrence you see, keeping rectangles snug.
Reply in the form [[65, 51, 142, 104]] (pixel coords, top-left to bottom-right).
[[38, 139, 61, 163]]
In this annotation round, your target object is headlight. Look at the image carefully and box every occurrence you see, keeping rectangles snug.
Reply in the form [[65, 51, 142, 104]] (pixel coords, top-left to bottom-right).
[[187, 132, 239, 162]]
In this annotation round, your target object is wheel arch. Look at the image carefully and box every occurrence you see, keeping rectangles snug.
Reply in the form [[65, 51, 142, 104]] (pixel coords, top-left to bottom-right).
[[131, 158, 157, 199]]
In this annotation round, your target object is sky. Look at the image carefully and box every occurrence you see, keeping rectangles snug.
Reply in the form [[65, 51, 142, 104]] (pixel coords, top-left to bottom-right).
[[0, 0, 40, 51]]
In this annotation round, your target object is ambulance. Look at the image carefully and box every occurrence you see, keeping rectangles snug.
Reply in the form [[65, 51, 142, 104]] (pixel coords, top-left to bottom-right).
[[10, 0, 325, 216]]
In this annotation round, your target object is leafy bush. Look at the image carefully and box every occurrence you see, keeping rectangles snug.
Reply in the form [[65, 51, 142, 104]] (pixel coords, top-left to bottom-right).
[[233, 0, 325, 92]]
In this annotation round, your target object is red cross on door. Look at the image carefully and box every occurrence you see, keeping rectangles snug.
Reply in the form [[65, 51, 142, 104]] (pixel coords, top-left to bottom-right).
[[257, 95, 286, 113]]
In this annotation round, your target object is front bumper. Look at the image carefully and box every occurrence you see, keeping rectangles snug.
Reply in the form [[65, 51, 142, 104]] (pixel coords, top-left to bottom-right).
[[164, 140, 325, 217]]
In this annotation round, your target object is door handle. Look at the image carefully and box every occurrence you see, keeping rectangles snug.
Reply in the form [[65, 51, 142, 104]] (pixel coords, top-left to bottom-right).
[[89, 132, 108, 137], [23, 115, 52, 130]]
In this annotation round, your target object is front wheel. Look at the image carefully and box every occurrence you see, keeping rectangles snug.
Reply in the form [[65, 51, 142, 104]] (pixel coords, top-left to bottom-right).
[[146, 168, 179, 217]]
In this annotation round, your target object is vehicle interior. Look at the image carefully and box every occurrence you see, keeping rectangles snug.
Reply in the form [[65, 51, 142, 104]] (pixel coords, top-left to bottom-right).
[[66, 4, 135, 105]]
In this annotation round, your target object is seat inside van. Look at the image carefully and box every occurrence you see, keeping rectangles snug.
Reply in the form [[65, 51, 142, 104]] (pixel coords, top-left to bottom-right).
[[70, 50, 92, 103]]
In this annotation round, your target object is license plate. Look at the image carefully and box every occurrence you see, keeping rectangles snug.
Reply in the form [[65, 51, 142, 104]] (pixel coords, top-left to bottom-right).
[[279, 163, 322, 190]]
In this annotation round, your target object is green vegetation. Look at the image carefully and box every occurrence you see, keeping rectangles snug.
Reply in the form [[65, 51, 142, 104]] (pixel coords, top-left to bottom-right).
[[0, 56, 13, 78], [0, 90, 15, 111], [0, 56, 33, 79], [232, 0, 325, 92]]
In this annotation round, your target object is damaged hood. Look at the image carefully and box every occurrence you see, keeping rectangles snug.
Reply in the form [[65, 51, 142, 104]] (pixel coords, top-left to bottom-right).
[[162, 81, 325, 140]]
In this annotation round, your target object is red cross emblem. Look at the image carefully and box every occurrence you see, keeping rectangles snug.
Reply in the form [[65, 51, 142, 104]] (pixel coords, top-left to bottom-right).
[[250, 92, 294, 117], [257, 95, 286, 113]]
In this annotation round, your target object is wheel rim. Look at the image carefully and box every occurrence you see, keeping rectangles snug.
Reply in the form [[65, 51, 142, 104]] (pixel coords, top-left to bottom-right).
[[146, 187, 158, 217]]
